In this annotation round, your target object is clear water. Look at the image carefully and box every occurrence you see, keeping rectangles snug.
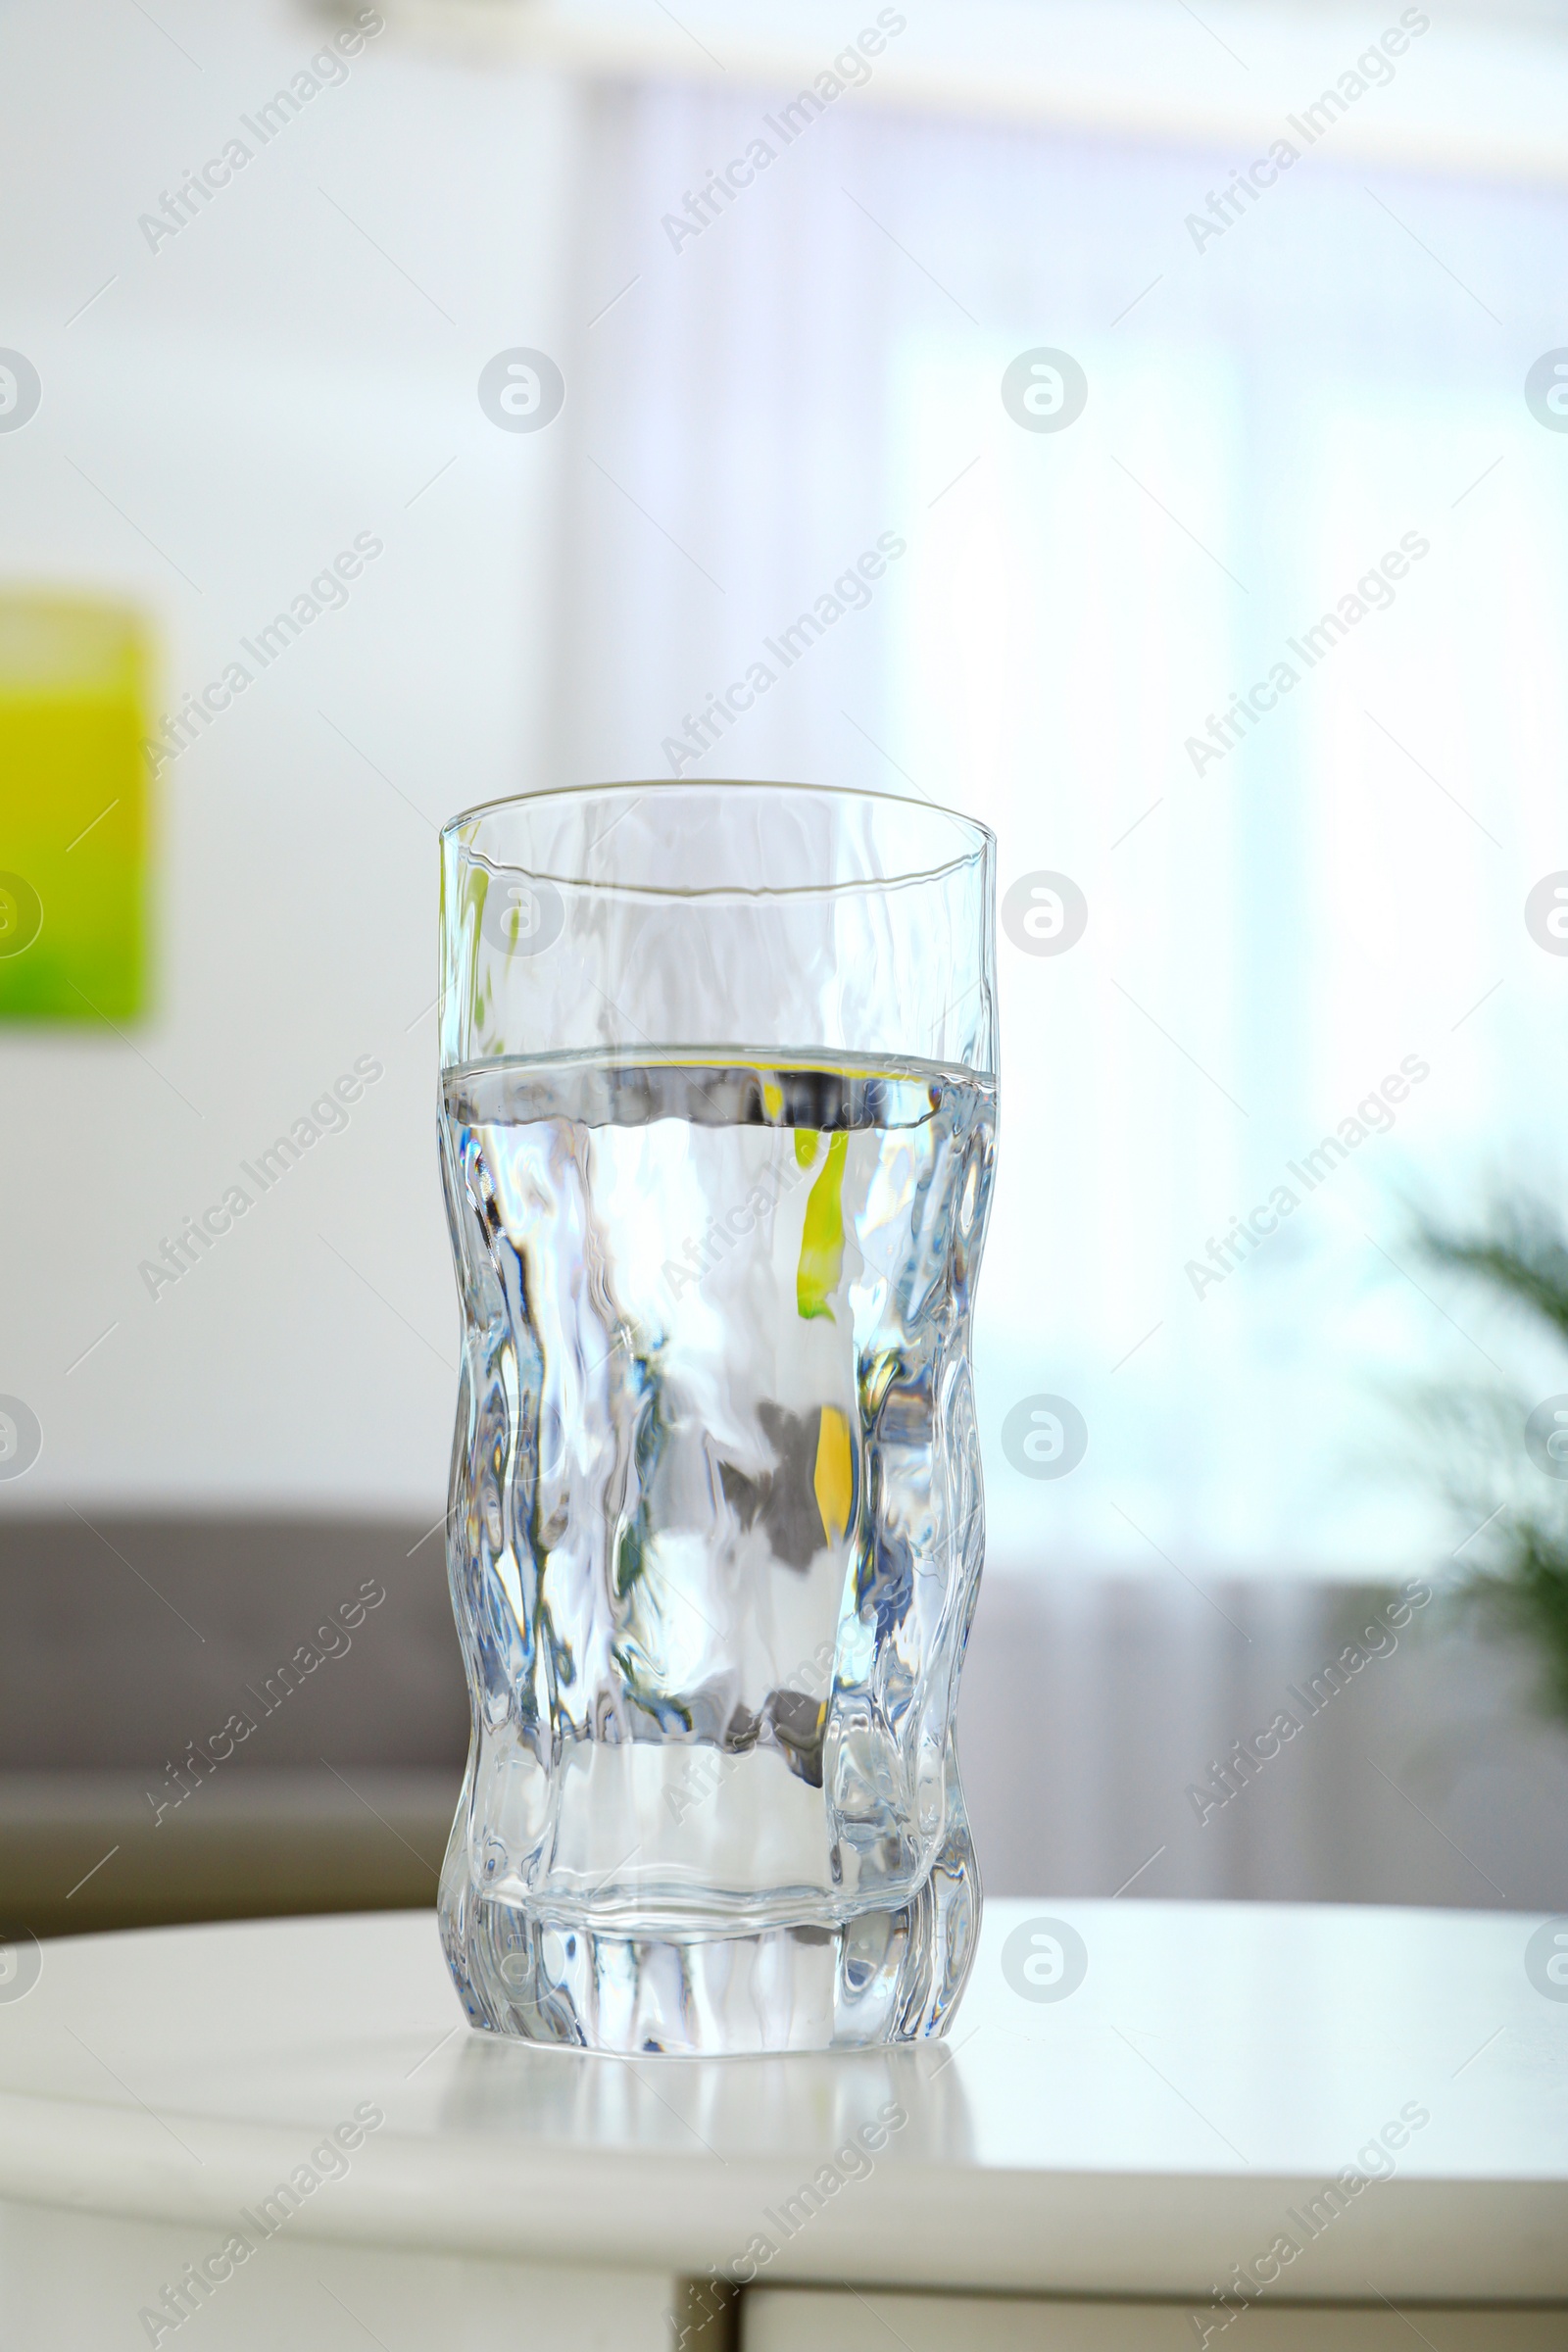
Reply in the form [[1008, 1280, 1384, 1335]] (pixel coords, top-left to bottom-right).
[[438, 1051, 996, 1942]]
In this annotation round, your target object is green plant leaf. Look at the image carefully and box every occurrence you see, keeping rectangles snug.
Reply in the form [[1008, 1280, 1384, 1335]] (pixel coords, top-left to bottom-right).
[[1410, 1197, 1568, 1722], [1419, 1200, 1568, 1348]]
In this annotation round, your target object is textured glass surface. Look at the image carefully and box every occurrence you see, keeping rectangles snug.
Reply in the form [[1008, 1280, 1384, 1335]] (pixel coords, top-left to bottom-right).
[[437, 785, 997, 2052]]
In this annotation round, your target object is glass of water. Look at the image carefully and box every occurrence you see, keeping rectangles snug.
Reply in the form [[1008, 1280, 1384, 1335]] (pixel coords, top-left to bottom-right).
[[437, 782, 997, 2053]]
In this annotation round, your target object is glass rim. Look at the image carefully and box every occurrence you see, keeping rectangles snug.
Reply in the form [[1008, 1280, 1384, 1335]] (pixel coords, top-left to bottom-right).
[[440, 778, 995, 901]]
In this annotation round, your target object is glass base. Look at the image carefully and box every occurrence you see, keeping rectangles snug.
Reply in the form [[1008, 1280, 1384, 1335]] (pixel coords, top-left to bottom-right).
[[439, 1820, 980, 2056]]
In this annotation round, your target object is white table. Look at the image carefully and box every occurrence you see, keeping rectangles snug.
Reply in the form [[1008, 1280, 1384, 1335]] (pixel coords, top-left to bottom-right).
[[1, 1900, 1564, 2349]]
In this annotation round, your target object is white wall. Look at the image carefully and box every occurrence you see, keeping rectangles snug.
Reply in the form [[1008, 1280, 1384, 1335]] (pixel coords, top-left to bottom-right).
[[0, 0, 577, 1508]]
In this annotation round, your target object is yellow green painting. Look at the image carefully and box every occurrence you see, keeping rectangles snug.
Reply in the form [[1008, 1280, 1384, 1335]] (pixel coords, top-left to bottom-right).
[[0, 594, 150, 1020]]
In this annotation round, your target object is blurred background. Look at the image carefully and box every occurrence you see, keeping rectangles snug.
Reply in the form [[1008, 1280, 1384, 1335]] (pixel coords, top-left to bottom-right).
[[5, 0, 1568, 1938]]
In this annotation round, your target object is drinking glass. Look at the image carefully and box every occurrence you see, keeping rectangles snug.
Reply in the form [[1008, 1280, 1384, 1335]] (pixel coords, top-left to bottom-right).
[[437, 782, 997, 2053]]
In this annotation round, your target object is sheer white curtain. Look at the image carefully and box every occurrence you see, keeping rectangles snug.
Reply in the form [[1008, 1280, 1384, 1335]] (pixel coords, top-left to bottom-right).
[[538, 71, 1568, 1579]]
